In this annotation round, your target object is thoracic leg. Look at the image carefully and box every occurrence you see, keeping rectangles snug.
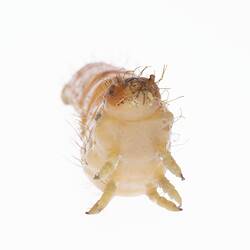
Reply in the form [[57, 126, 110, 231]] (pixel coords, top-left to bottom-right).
[[159, 176, 182, 207], [94, 153, 119, 180], [147, 186, 182, 212], [161, 150, 185, 180], [85, 181, 116, 214]]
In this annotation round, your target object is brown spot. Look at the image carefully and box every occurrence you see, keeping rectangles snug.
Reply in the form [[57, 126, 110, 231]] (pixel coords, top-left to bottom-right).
[[95, 113, 102, 121], [106, 84, 126, 106]]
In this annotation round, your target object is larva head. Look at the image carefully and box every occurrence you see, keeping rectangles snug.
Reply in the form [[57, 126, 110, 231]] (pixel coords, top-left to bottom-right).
[[104, 75, 162, 121]]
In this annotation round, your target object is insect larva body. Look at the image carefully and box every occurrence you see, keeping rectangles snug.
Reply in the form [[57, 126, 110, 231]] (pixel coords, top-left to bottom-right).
[[62, 62, 184, 214]]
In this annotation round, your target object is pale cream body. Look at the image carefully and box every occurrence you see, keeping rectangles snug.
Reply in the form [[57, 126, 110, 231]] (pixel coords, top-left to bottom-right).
[[85, 101, 174, 196]]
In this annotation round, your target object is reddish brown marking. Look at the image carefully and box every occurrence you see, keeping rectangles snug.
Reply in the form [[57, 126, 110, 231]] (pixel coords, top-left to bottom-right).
[[79, 70, 121, 107], [105, 84, 126, 106]]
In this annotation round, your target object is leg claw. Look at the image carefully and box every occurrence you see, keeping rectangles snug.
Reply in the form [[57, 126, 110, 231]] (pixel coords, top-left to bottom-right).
[[180, 173, 185, 181]]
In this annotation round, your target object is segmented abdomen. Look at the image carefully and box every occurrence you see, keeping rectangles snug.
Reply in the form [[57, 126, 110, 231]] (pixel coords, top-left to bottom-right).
[[61, 62, 123, 121]]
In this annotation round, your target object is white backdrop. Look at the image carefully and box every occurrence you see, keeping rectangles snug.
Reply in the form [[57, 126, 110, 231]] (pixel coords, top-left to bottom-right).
[[0, 0, 250, 249]]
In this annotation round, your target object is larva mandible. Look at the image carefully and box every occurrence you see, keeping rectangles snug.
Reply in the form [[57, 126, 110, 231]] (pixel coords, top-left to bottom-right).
[[61, 62, 184, 214]]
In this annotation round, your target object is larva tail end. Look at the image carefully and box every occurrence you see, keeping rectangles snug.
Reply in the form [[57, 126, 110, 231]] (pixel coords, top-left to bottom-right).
[[61, 85, 71, 105]]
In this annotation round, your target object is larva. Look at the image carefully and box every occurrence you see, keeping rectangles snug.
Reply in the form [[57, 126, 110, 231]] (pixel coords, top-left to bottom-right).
[[61, 62, 184, 214]]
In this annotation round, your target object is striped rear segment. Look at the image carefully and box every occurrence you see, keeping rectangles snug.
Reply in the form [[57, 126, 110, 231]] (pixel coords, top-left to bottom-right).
[[61, 62, 124, 121]]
